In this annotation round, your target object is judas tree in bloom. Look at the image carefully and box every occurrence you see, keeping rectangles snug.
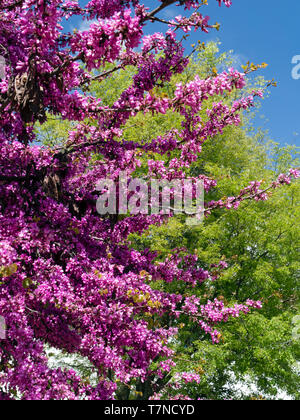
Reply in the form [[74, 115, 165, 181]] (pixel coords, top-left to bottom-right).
[[0, 0, 298, 400]]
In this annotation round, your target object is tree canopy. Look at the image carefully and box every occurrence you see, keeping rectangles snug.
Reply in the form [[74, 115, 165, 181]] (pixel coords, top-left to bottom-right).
[[0, 0, 299, 400]]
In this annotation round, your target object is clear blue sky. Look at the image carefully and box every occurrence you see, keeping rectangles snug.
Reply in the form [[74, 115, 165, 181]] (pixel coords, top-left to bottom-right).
[[75, 0, 300, 147]]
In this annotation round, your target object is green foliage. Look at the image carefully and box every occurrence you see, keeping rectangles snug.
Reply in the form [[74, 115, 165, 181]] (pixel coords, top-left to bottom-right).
[[129, 130, 300, 398], [125, 44, 300, 399], [35, 116, 74, 147]]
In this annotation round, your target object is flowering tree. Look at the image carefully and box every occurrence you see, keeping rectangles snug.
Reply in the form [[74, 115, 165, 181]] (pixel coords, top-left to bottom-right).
[[0, 0, 298, 400]]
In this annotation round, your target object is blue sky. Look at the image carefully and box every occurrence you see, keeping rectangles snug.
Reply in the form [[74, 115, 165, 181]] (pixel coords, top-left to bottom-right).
[[144, 0, 300, 147], [74, 0, 300, 147]]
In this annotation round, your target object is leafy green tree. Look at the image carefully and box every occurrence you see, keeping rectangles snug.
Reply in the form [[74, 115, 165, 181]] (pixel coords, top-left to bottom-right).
[[123, 44, 300, 400]]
